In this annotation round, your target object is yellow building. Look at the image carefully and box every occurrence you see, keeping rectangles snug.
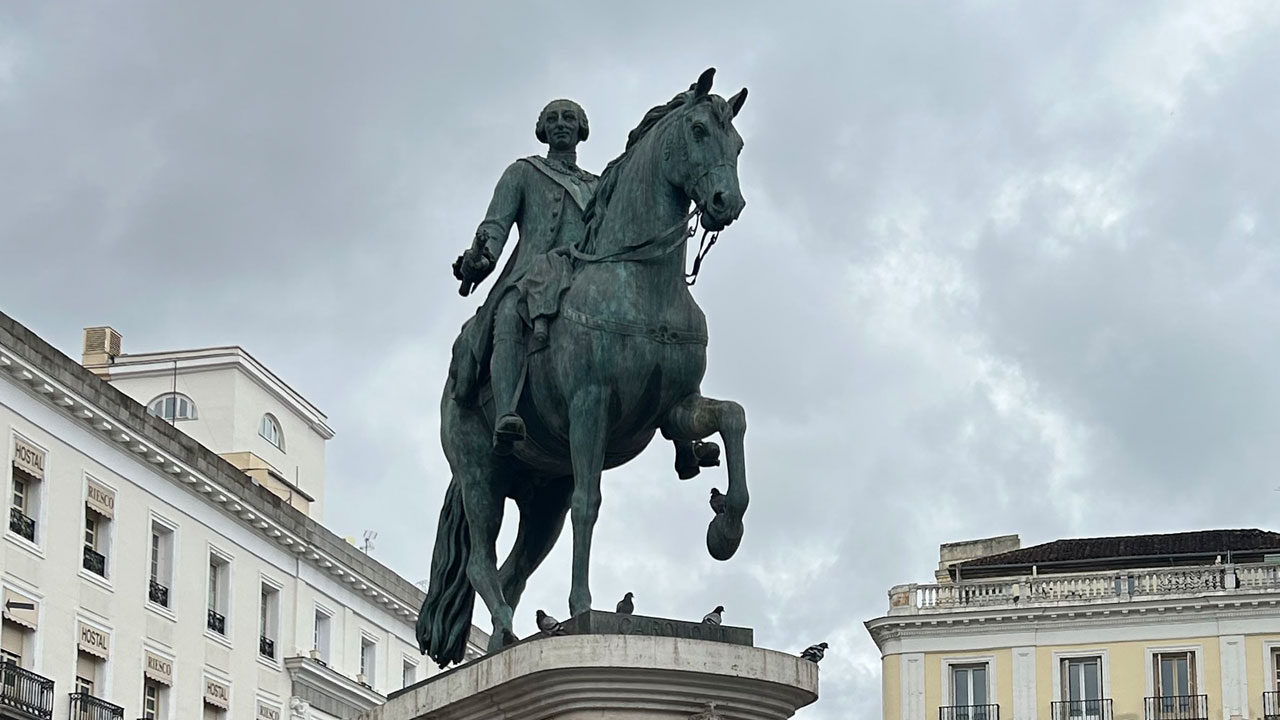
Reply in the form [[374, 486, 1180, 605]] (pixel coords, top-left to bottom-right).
[[865, 530, 1280, 720]]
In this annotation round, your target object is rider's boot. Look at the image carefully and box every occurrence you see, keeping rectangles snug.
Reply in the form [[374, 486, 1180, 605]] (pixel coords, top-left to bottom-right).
[[491, 334, 526, 455]]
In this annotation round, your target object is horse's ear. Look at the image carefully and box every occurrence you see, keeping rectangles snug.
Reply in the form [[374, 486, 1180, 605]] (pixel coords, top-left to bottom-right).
[[693, 68, 716, 99], [728, 88, 748, 117]]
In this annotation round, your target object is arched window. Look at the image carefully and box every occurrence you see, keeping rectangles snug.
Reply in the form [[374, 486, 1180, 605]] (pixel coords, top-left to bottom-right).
[[148, 393, 197, 422], [259, 414, 284, 450]]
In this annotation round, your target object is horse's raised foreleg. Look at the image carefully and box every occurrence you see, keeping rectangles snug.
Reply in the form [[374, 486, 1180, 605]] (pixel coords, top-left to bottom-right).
[[662, 393, 749, 560], [498, 475, 572, 611], [567, 388, 609, 616]]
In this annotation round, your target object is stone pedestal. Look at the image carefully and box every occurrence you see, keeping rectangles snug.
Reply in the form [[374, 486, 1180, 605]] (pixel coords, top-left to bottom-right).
[[368, 631, 818, 720]]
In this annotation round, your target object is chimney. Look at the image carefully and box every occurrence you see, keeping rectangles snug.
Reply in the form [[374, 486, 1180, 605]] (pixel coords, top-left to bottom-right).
[[82, 326, 123, 372]]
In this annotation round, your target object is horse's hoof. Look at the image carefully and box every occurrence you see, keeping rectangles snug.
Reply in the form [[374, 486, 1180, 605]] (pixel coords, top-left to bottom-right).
[[693, 440, 721, 467], [568, 597, 592, 618], [707, 514, 743, 561], [486, 633, 507, 653], [501, 629, 519, 646]]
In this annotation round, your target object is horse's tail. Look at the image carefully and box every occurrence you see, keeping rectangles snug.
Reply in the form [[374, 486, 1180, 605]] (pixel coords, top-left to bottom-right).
[[416, 476, 474, 667]]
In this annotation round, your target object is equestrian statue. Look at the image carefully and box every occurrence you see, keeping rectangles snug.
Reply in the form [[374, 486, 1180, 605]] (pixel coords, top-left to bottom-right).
[[418, 68, 750, 666]]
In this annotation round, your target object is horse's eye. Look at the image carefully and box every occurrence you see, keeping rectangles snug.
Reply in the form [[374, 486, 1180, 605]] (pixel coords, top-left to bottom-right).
[[692, 123, 707, 140]]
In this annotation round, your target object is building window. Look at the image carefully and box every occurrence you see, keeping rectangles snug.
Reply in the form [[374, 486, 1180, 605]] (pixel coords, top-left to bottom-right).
[[1, 619, 29, 667], [207, 552, 230, 636], [82, 511, 109, 578], [1058, 656, 1104, 718], [259, 414, 284, 450], [147, 393, 197, 422], [1148, 651, 1202, 720], [948, 663, 990, 718], [8, 437, 44, 545], [148, 520, 175, 609], [143, 679, 167, 719], [313, 608, 331, 665], [259, 582, 279, 661], [360, 636, 377, 688], [1272, 647, 1280, 691], [402, 658, 417, 689], [82, 478, 115, 579], [75, 650, 101, 697], [1153, 652, 1195, 697]]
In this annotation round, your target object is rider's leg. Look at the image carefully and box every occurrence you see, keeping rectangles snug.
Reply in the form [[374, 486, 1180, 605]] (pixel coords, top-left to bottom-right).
[[491, 293, 527, 454]]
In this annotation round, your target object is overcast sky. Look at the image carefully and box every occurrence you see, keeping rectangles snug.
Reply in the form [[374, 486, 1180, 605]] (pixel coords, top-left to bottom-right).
[[4, 2, 1280, 717]]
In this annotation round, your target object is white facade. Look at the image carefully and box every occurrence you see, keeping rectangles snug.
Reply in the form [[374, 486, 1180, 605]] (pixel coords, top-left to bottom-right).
[[83, 331, 332, 521], [0, 314, 482, 720]]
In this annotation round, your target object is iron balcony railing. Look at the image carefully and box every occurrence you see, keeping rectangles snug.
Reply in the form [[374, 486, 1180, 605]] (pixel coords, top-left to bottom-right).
[[147, 579, 169, 608], [82, 546, 106, 576], [1144, 694, 1208, 720], [206, 608, 226, 635], [939, 704, 999, 720], [1264, 690, 1279, 720], [68, 691, 123, 720], [259, 636, 276, 660], [1052, 699, 1113, 720], [0, 660, 55, 719], [9, 507, 35, 542]]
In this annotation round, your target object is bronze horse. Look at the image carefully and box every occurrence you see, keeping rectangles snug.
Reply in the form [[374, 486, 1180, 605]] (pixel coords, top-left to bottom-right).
[[418, 68, 750, 665]]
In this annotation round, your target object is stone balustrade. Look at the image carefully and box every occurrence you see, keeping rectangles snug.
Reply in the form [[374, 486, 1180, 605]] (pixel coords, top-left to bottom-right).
[[887, 561, 1280, 615]]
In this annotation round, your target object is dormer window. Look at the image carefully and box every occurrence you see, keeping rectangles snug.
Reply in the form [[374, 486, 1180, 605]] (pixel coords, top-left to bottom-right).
[[148, 393, 197, 422], [259, 414, 284, 450]]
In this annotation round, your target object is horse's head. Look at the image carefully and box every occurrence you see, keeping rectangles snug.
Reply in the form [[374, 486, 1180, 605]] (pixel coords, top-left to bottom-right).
[[662, 68, 748, 232]]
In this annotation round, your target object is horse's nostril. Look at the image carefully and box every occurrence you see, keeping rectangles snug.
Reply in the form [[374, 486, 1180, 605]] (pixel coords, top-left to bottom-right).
[[711, 191, 726, 211]]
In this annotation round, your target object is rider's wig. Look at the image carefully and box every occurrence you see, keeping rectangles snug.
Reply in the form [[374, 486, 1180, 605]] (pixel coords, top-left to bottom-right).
[[535, 99, 590, 144]]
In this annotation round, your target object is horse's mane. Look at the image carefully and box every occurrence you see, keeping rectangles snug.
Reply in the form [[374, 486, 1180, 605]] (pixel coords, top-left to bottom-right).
[[580, 91, 691, 254]]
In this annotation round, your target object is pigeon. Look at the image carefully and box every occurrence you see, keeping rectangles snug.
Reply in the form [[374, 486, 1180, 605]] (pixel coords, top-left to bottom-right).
[[702, 606, 724, 625], [800, 642, 828, 664], [709, 488, 727, 515], [616, 592, 635, 615], [535, 610, 565, 636]]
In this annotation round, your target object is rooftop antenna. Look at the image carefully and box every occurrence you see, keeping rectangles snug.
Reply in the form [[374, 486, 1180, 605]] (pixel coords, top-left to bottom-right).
[[169, 357, 179, 426], [361, 530, 378, 555]]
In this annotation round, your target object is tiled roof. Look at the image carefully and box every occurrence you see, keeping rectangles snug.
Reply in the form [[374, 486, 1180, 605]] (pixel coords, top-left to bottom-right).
[[957, 529, 1280, 572]]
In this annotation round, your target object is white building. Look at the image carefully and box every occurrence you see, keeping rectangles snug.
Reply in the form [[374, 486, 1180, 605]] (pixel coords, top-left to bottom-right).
[[0, 314, 483, 720]]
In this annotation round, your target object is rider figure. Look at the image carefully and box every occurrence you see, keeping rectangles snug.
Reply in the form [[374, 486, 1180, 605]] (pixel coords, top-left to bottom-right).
[[454, 99, 719, 475]]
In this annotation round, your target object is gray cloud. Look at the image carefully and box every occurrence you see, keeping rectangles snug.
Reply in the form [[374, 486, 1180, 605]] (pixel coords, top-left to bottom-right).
[[4, 2, 1280, 717]]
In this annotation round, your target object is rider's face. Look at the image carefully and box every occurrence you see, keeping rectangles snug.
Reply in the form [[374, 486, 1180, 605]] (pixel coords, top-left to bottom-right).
[[543, 103, 581, 152]]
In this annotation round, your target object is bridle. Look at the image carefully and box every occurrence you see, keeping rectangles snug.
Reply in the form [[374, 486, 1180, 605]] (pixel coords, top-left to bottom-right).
[[570, 148, 733, 286]]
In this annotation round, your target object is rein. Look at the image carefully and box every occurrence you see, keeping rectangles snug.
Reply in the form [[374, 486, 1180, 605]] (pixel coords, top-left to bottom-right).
[[570, 206, 723, 286], [569, 209, 721, 286]]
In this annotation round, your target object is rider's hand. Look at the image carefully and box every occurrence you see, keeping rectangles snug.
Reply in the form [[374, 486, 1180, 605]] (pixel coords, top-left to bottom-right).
[[462, 248, 494, 280]]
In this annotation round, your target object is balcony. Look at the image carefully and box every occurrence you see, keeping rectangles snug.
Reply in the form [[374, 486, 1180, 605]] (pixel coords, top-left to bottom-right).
[[0, 660, 54, 720], [9, 507, 35, 542], [1052, 699, 1113, 720], [67, 692, 122, 720], [1264, 690, 1279, 720], [887, 561, 1280, 615], [260, 635, 276, 660], [147, 579, 169, 608], [1143, 694, 1208, 720], [206, 608, 226, 635], [81, 546, 106, 577], [939, 704, 999, 720]]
